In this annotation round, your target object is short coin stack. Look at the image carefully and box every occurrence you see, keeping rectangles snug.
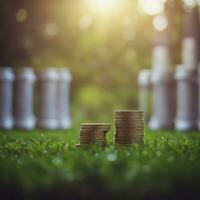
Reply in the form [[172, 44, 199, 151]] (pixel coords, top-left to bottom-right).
[[114, 110, 144, 145], [76, 123, 111, 148]]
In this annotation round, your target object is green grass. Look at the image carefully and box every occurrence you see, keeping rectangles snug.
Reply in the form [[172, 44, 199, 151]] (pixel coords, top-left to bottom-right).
[[0, 128, 200, 199]]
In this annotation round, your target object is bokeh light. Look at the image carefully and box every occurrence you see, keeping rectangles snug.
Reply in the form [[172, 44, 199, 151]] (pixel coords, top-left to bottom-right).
[[16, 9, 27, 23], [91, 0, 113, 10], [79, 15, 93, 30], [45, 23, 59, 37], [138, 0, 166, 15], [153, 15, 168, 31], [183, 0, 199, 7], [88, 0, 119, 13]]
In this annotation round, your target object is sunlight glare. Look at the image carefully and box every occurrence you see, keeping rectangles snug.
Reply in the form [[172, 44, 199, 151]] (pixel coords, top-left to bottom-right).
[[89, 0, 115, 12], [183, 0, 197, 7], [139, 0, 166, 15]]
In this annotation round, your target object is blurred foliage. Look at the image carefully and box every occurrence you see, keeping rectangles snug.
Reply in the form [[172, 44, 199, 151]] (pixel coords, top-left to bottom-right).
[[0, 0, 184, 121]]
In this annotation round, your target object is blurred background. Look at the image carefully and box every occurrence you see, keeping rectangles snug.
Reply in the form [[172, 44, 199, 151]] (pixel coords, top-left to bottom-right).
[[0, 0, 197, 122]]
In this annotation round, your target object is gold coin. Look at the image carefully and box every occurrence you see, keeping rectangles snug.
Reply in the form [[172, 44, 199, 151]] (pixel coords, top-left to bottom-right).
[[115, 138, 143, 142], [79, 141, 106, 144], [79, 138, 106, 141], [114, 135, 143, 138], [79, 135, 106, 139], [114, 141, 144, 145], [115, 124, 144, 127], [116, 129, 144, 132], [81, 123, 111, 128], [115, 126, 144, 129], [114, 114, 144, 117], [115, 110, 144, 113], [115, 118, 144, 121]]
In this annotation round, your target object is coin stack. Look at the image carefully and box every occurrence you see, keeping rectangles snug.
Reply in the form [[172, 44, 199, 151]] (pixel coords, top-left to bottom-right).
[[76, 123, 111, 148], [114, 110, 144, 145]]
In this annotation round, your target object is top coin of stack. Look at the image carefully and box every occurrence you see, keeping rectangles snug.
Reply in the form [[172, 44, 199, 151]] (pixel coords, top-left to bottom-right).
[[76, 123, 111, 147], [114, 110, 144, 145]]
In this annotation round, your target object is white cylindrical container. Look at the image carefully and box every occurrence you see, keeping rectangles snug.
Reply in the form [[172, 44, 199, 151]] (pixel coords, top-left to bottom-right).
[[57, 68, 72, 129], [37, 68, 59, 129], [149, 71, 176, 130], [13, 67, 36, 130], [182, 38, 199, 71], [182, 6, 200, 71], [137, 69, 151, 122], [152, 46, 171, 73], [175, 65, 198, 131], [0, 67, 15, 130]]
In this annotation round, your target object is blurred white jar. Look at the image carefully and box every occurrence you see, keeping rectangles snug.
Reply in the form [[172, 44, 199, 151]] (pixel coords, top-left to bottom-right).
[[37, 68, 59, 129], [0, 67, 15, 130], [14, 67, 36, 130], [175, 65, 198, 131], [57, 68, 72, 129], [138, 69, 151, 122]]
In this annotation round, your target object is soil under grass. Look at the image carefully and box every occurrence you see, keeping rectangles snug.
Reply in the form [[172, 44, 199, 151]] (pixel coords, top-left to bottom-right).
[[0, 128, 200, 199]]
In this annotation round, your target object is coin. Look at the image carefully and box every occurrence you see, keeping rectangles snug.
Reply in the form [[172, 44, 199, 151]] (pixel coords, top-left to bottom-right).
[[80, 141, 106, 145], [114, 110, 144, 145], [81, 123, 111, 128], [115, 110, 144, 113], [77, 123, 110, 146], [114, 134, 144, 138]]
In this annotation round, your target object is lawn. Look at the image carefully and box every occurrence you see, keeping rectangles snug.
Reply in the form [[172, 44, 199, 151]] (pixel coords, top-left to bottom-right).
[[0, 127, 200, 199]]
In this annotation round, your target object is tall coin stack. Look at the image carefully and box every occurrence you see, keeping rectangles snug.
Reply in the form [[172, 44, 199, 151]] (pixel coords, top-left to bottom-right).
[[114, 110, 144, 145], [76, 123, 111, 148]]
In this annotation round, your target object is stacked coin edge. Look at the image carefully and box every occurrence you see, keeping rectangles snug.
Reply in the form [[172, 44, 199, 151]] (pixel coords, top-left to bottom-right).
[[114, 110, 144, 145], [76, 123, 111, 147]]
